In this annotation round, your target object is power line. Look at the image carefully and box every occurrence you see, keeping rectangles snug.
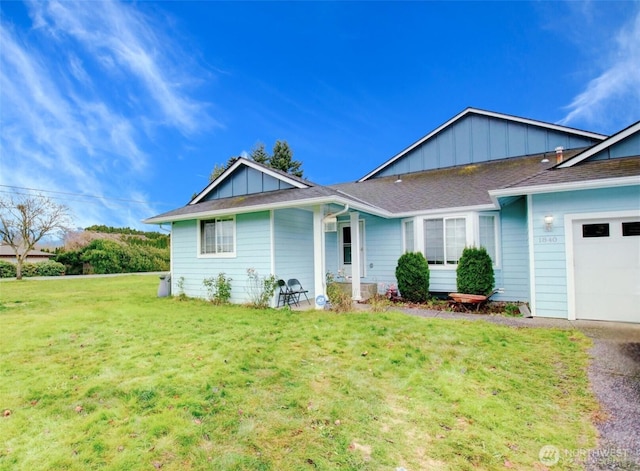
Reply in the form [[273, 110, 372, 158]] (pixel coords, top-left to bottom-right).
[[0, 184, 171, 206]]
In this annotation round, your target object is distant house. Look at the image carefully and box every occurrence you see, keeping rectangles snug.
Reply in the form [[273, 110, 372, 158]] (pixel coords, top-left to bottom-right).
[[145, 108, 640, 323], [0, 244, 55, 264]]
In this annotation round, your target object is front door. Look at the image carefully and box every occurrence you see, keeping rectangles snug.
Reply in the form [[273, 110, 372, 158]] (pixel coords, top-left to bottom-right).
[[339, 221, 365, 278]]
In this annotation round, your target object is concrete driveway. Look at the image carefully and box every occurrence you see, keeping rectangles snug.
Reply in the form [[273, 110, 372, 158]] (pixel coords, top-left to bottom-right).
[[399, 308, 640, 470]]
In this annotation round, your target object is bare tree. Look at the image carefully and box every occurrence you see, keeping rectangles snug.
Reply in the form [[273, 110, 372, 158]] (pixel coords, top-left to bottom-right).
[[0, 195, 72, 279]]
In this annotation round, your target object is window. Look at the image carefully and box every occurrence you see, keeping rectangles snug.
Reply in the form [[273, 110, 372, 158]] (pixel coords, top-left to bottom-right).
[[200, 217, 235, 255], [342, 226, 352, 264], [582, 223, 609, 238], [479, 215, 497, 262], [424, 217, 466, 265], [622, 222, 640, 237], [403, 220, 414, 252]]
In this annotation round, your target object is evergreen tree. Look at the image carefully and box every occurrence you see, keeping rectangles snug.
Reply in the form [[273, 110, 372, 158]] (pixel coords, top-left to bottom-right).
[[270, 140, 303, 177], [250, 142, 270, 165]]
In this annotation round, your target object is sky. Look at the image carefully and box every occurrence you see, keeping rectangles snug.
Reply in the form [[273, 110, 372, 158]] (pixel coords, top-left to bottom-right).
[[1, 1, 639, 232]]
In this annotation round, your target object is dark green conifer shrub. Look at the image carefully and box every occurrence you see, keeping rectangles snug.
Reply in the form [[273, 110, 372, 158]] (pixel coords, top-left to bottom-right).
[[395, 252, 430, 303], [456, 246, 495, 295]]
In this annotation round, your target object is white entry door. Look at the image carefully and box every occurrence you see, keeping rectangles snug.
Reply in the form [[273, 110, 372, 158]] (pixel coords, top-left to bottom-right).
[[339, 221, 365, 278], [573, 217, 640, 323]]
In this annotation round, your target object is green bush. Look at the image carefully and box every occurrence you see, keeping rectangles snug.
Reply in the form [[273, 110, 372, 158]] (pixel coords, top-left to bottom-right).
[[395, 252, 430, 303], [36, 261, 66, 277], [21, 263, 39, 277], [0, 260, 17, 278], [456, 246, 495, 295], [54, 250, 84, 275], [80, 239, 169, 274], [203, 273, 232, 304]]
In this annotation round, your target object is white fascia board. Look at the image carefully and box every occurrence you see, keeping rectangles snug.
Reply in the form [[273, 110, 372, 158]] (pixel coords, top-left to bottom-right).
[[144, 196, 391, 224], [392, 203, 498, 219], [557, 122, 640, 168], [358, 108, 607, 182], [190, 158, 309, 205], [488, 175, 640, 203]]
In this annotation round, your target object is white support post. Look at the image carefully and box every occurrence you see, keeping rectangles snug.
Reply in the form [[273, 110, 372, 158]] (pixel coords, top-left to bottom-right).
[[350, 211, 362, 301], [313, 206, 325, 309]]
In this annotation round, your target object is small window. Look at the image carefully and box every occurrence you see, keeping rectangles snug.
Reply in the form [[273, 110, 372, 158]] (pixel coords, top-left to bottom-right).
[[200, 217, 235, 255], [479, 215, 497, 263], [403, 220, 414, 253], [582, 223, 609, 238], [622, 222, 640, 237]]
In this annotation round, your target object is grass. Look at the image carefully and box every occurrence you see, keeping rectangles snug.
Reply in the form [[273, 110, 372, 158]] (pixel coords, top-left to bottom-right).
[[0, 275, 597, 470]]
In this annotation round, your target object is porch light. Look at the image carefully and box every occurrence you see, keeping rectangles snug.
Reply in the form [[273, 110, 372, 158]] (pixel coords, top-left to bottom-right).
[[544, 215, 554, 231]]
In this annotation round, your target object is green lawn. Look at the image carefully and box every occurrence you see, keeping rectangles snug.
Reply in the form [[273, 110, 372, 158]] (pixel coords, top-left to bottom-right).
[[0, 275, 597, 470]]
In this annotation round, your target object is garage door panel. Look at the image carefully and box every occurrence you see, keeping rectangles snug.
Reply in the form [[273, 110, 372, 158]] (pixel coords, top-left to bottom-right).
[[573, 217, 640, 323]]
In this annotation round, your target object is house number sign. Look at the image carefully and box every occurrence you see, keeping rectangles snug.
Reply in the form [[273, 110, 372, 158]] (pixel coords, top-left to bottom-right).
[[538, 236, 558, 244]]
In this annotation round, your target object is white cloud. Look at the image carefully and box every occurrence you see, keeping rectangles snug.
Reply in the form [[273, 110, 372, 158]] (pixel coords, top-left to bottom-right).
[[0, 0, 215, 230], [559, 6, 640, 130]]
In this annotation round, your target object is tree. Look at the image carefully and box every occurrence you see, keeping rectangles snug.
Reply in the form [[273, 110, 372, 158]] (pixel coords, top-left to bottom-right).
[[250, 142, 270, 165], [0, 195, 72, 279], [270, 140, 303, 177], [207, 139, 304, 183]]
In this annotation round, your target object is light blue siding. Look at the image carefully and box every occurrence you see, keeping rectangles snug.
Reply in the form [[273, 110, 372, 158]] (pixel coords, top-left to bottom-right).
[[494, 198, 530, 302], [273, 208, 315, 301], [360, 215, 402, 288], [171, 212, 272, 302], [203, 165, 295, 201], [531, 186, 640, 318], [375, 114, 601, 177]]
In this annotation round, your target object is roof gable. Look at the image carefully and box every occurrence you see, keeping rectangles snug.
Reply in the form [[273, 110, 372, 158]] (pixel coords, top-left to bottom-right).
[[190, 158, 310, 204], [359, 107, 607, 181], [557, 121, 640, 168]]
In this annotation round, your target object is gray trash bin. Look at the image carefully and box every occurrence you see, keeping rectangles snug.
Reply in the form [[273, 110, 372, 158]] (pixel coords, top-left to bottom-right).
[[158, 274, 171, 297]]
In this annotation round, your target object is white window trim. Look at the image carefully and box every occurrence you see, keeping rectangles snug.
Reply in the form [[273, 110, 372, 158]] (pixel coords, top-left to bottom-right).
[[476, 212, 501, 269], [337, 219, 366, 278], [197, 216, 237, 258], [417, 212, 500, 270], [402, 218, 416, 253]]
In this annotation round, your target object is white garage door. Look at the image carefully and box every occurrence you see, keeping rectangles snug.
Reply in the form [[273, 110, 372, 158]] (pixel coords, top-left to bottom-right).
[[573, 217, 640, 323]]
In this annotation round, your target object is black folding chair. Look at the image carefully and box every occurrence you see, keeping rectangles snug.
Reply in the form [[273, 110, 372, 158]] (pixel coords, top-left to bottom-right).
[[287, 278, 310, 306], [277, 279, 293, 307]]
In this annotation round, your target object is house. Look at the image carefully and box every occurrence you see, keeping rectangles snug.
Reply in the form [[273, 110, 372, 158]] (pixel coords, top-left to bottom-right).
[[0, 244, 55, 264], [145, 108, 640, 323]]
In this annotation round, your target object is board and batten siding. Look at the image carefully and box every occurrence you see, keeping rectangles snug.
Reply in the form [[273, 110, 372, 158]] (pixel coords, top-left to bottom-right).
[[273, 208, 315, 301], [494, 197, 530, 302], [171, 212, 272, 302], [531, 186, 640, 318], [375, 114, 599, 178]]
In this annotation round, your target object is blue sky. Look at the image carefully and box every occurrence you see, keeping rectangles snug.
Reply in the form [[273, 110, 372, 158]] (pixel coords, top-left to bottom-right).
[[1, 1, 639, 231]]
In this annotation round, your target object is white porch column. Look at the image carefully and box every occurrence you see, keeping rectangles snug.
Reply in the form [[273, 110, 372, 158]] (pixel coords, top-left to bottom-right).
[[350, 211, 362, 301], [313, 206, 325, 309]]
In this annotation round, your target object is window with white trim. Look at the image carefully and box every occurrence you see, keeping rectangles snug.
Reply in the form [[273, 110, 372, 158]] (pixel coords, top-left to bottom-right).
[[200, 217, 235, 255], [403, 220, 414, 253], [478, 215, 497, 262], [424, 217, 466, 265]]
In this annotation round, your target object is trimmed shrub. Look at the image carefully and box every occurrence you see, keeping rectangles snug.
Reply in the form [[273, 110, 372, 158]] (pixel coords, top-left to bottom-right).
[[36, 260, 66, 277], [54, 250, 84, 275], [21, 263, 39, 277], [456, 246, 495, 295], [395, 252, 430, 303], [0, 260, 17, 278]]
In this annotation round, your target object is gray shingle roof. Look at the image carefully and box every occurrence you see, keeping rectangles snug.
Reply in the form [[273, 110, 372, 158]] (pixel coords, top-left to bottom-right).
[[504, 155, 640, 189]]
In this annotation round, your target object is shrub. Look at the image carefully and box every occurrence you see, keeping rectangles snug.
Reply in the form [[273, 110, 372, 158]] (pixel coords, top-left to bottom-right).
[[326, 272, 352, 312], [203, 273, 232, 304], [54, 250, 83, 275], [0, 260, 17, 278], [456, 246, 495, 295], [395, 252, 430, 303], [245, 268, 278, 309], [36, 261, 66, 276], [21, 263, 39, 277]]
